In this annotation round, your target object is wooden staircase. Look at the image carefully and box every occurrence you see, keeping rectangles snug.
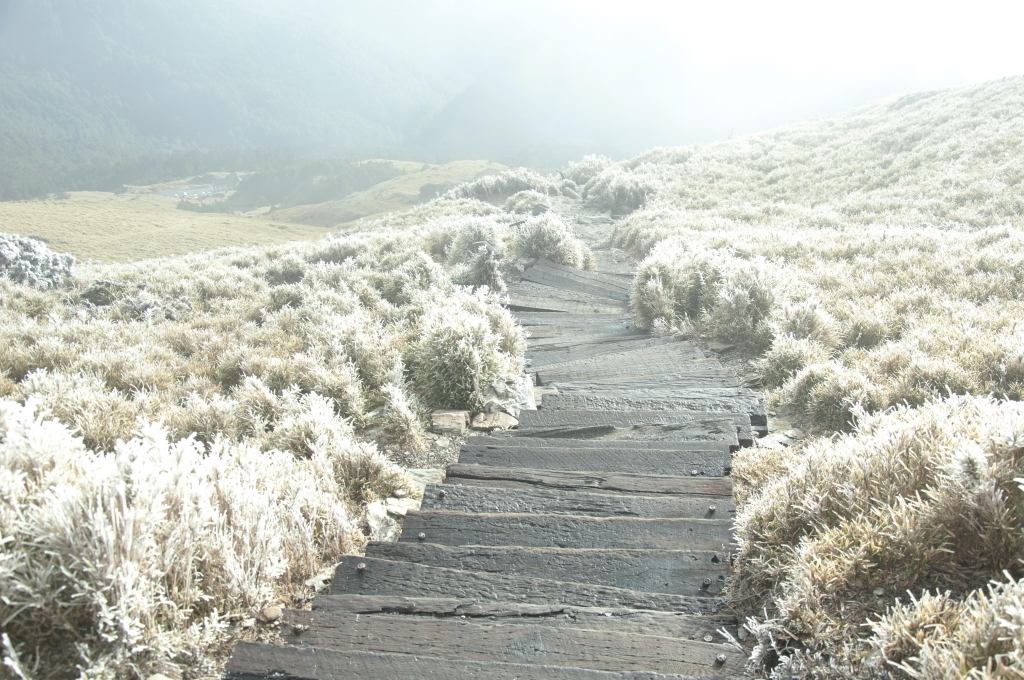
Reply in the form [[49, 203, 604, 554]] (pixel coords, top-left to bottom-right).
[[223, 257, 763, 679]]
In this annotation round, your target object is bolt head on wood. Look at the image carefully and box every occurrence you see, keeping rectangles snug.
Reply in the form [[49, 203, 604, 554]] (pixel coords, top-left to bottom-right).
[[418, 532, 426, 541], [703, 634, 714, 642], [708, 504, 716, 514], [702, 577, 712, 587], [438, 490, 446, 498], [716, 653, 727, 664], [356, 562, 366, 572], [690, 469, 699, 476]]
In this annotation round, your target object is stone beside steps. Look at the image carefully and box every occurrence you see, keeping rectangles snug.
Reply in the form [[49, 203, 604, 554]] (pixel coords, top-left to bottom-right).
[[223, 255, 760, 679]]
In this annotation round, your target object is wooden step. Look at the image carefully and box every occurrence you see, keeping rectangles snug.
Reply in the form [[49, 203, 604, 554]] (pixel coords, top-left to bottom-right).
[[506, 293, 628, 315], [530, 341, 706, 372], [470, 437, 733, 454], [541, 392, 767, 427], [546, 374, 742, 390], [329, 556, 725, 613], [296, 594, 737, 639], [225, 643, 707, 680], [399, 511, 735, 551], [421, 483, 734, 518], [522, 269, 631, 302], [445, 464, 734, 497], [275, 609, 744, 675], [528, 337, 690, 367], [365, 543, 731, 596], [514, 311, 635, 327], [523, 258, 633, 298], [457, 444, 726, 476], [536, 359, 724, 383], [516, 410, 745, 449]]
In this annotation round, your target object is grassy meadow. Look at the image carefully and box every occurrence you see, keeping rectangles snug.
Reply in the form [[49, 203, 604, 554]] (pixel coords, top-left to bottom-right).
[[4, 75, 1024, 679], [0, 192, 327, 262]]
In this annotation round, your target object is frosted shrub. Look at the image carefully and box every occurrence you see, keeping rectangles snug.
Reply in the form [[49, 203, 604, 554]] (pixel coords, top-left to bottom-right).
[[503, 189, 550, 214], [582, 164, 655, 213], [511, 214, 594, 269], [445, 167, 558, 201], [0, 233, 74, 289], [564, 154, 613, 185], [412, 306, 513, 411], [761, 336, 832, 388], [732, 396, 1024, 678], [0, 399, 390, 677]]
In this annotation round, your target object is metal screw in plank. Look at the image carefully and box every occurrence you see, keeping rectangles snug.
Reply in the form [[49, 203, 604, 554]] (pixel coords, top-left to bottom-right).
[[356, 562, 366, 572], [702, 577, 712, 587], [438, 490, 446, 499], [708, 505, 716, 514], [690, 469, 699, 476], [703, 634, 714, 642], [716, 654, 727, 664], [418, 532, 426, 541]]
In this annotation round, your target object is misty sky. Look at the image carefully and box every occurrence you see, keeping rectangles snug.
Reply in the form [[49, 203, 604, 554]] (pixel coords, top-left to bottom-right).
[[560, 0, 1024, 82]]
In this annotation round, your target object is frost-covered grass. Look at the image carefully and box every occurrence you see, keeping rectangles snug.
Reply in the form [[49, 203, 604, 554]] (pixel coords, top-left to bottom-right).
[[593, 76, 1024, 678], [732, 396, 1024, 678], [0, 174, 602, 676]]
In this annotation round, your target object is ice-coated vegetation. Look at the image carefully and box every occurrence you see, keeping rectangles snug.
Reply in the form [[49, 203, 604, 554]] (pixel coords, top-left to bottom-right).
[[588, 77, 1024, 678], [0, 181, 601, 676], [732, 396, 1024, 678], [0, 233, 74, 288]]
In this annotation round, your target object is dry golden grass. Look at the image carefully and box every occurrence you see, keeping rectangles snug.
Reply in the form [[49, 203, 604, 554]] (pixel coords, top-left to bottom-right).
[[0, 191, 328, 263], [274, 159, 506, 228]]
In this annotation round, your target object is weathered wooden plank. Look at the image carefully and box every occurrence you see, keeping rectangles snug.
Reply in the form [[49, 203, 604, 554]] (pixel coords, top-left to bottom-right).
[[529, 258, 634, 294], [364, 543, 731, 596], [528, 335, 696, 364], [303, 594, 737, 639], [506, 292, 628, 316], [542, 393, 767, 427], [517, 410, 751, 448], [529, 340, 704, 369], [469, 436, 733, 454], [420, 483, 734, 518], [445, 464, 734, 497], [527, 331, 654, 349], [224, 644, 701, 680], [548, 375, 742, 392], [277, 609, 744, 675], [457, 445, 725, 476], [473, 438, 737, 454], [521, 264, 631, 301], [329, 556, 725, 613], [536, 361, 728, 384], [514, 312, 634, 327], [399, 511, 734, 550]]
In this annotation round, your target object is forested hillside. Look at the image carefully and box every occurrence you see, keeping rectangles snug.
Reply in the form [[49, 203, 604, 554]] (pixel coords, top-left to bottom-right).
[[0, 0, 466, 198]]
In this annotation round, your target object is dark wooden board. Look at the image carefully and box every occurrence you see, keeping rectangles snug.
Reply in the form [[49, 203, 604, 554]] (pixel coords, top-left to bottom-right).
[[529, 341, 705, 370], [542, 393, 767, 427], [536, 362, 729, 384], [420, 483, 734, 518], [514, 312, 634, 327], [521, 266, 631, 302], [517, 410, 751, 449], [544, 375, 742, 390], [528, 331, 655, 349], [506, 293, 627, 315], [456, 445, 725, 476], [302, 594, 737, 639], [468, 436, 732, 454], [329, 556, 725, 613], [225, 644, 703, 680], [527, 258, 634, 294], [276, 609, 744, 675], [445, 464, 734, 497], [399, 511, 735, 551], [364, 543, 731, 596]]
